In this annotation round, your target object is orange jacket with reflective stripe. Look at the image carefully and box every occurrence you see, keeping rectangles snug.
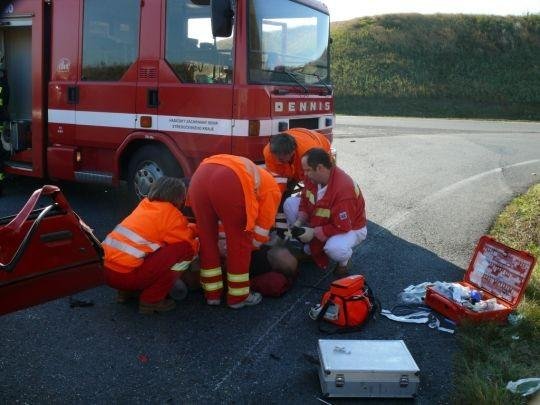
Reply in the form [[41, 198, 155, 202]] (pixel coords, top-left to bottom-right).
[[263, 128, 331, 193], [200, 154, 281, 246], [103, 198, 198, 273]]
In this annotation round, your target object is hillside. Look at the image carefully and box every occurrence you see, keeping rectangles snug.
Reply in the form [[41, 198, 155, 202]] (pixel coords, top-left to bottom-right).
[[330, 14, 540, 120]]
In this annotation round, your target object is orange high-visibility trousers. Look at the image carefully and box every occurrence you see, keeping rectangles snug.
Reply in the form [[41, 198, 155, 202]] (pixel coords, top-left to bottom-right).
[[188, 164, 252, 305]]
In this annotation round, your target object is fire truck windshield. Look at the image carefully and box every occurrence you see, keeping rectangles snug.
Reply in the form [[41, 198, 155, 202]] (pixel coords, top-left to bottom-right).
[[248, 0, 330, 88]]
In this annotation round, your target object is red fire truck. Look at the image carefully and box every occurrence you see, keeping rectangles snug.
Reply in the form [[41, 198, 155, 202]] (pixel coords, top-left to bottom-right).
[[0, 0, 333, 199]]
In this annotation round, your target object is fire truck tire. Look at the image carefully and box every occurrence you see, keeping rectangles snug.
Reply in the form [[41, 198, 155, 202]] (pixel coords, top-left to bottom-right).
[[127, 144, 183, 201]]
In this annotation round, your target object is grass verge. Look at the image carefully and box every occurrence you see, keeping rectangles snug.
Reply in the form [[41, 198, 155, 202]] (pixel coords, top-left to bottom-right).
[[452, 183, 540, 404], [334, 96, 540, 121]]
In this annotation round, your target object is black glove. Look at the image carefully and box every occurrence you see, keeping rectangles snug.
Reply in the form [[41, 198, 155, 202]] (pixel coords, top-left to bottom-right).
[[290, 226, 306, 239]]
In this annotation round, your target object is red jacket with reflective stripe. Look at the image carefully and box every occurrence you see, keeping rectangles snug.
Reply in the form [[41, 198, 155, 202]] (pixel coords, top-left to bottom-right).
[[103, 198, 198, 273], [263, 128, 331, 193], [200, 154, 281, 246], [300, 167, 366, 267]]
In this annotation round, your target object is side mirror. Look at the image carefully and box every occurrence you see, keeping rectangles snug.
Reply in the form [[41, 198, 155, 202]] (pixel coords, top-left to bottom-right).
[[211, 0, 234, 38]]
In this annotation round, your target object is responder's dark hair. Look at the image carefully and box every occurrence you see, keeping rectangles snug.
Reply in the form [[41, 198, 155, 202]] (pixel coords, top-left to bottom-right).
[[304, 148, 333, 170], [147, 176, 186, 203], [269, 133, 297, 155]]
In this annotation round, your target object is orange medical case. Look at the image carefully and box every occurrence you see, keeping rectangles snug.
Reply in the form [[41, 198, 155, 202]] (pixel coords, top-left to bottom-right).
[[330, 274, 365, 297], [425, 236, 536, 324]]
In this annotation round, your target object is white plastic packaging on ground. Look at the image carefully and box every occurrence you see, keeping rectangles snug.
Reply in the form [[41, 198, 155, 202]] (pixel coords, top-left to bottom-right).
[[506, 378, 540, 396]]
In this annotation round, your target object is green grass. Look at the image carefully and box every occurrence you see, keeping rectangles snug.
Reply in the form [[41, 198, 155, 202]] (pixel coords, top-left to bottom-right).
[[334, 96, 540, 120], [452, 184, 540, 404], [331, 14, 540, 120]]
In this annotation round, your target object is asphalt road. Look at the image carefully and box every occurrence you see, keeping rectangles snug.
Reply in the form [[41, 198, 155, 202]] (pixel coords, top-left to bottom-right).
[[1, 116, 539, 404]]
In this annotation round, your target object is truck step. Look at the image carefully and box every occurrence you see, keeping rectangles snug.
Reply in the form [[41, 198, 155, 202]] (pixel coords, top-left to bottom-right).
[[74, 171, 113, 185]]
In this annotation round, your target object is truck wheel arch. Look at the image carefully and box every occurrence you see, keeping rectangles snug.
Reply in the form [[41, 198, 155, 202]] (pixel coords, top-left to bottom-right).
[[116, 132, 193, 182], [116, 133, 193, 202]]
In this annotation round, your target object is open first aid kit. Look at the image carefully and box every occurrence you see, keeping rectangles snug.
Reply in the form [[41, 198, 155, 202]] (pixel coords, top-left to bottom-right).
[[318, 339, 419, 398], [425, 236, 536, 324]]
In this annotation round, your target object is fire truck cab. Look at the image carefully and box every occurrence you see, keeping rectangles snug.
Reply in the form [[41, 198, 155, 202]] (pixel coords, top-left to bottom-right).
[[0, 0, 333, 199]]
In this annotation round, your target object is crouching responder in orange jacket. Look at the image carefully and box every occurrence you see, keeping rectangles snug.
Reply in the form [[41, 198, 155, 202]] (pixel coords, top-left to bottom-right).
[[103, 176, 199, 314], [284, 148, 367, 276], [187, 154, 281, 309], [263, 128, 331, 235]]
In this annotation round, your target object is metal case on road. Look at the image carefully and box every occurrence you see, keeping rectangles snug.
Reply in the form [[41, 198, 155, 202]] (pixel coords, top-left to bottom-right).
[[318, 339, 419, 398]]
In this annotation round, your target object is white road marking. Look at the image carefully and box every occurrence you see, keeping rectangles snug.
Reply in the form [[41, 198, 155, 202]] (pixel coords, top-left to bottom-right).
[[382, 159, 540, 232]]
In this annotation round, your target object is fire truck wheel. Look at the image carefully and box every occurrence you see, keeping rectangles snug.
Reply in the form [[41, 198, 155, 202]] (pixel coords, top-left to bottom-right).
[[127, 144, 183, 202]]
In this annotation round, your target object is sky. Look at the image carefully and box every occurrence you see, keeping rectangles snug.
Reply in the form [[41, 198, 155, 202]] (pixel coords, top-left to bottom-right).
[[323, 0, 540, 22]]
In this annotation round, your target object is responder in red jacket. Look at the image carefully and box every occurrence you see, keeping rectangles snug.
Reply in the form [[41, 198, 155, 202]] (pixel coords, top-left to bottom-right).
[[284, 148, 367, 276], [263, 128, 331, 234], [103, 176, 198, 314], [187, 154, 281, 309]]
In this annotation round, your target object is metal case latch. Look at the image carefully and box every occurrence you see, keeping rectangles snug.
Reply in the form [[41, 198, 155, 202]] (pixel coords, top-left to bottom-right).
[[400, 375, 409, 387], [335, 374, 345, 387]]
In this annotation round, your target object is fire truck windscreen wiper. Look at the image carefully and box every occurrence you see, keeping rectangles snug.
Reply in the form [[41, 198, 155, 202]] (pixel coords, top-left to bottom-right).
[[266, 69, 308, 93], [297, 71, 333, 96]]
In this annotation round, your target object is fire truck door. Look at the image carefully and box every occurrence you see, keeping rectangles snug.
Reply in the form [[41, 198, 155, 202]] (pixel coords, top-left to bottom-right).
[[72, 1, 140, 182], [0, 1, 46, 177], [157, 2, 235, 158]]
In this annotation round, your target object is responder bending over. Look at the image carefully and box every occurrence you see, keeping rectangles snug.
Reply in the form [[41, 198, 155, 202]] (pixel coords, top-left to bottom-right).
[[102, 176, 199, 314], [187, 154, 281, 309], [284, 148, 367, 276], [0, 69, 10, 196], [263, 128, 331, 236]]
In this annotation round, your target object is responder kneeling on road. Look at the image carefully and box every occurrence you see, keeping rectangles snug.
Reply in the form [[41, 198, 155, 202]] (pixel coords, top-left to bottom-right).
[[0, 68, 10, 196], [187, 154, 281, 309], [102, 176, 199, 314], [283, 148, 367, 276]]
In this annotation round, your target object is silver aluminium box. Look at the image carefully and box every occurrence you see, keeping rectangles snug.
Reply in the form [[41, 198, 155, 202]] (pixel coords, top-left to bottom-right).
[[318, 339, 420, 398]]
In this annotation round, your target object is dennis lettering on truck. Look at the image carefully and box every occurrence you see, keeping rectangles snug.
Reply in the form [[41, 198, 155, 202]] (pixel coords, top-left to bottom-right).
[[274, 101, 332, 113]]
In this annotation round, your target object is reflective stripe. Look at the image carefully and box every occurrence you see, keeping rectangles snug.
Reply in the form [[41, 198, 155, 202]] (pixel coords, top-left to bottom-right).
[[201, 281, 223, 292], [114, 225, 160, 251], [306, 190, 315, 204], [275, 177, 288, 184], [201, 267, 222, 278], [253, 225, 269, 237], [102, 236, 146, 259], [171, 261, 191, 272], [274, 222, 288, 229], [315, 208, 331, 218], [227, 272, 249, 283], [229, 286, 250, 296], [252, 239, 262, 248]]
